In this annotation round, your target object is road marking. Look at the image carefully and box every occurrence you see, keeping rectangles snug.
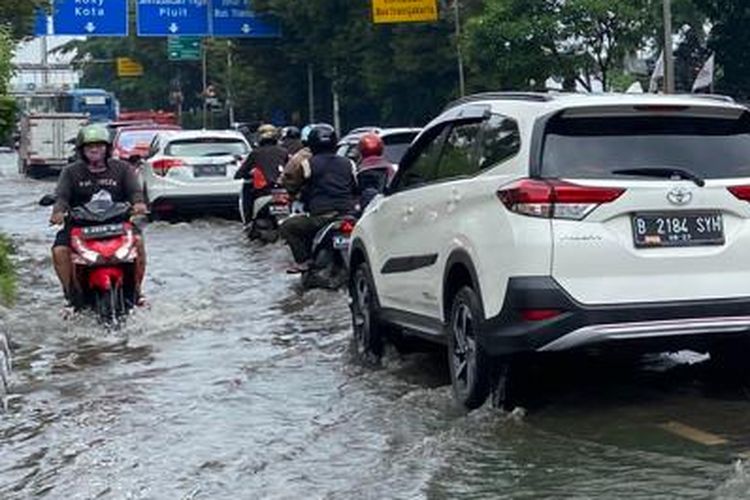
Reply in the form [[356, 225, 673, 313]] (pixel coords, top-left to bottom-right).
[[659, 421, 728, 446]]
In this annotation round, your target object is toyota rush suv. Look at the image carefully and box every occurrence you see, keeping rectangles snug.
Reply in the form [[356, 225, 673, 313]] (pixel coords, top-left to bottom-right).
[[348, 91, 750, 410]]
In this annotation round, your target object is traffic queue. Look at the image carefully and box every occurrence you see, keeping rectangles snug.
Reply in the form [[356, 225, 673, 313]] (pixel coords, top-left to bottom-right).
[[42, 119, 418, 325]]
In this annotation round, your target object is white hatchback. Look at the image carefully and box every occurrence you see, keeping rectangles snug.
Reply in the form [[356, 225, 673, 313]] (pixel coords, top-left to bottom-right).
[[141, 129, 250, 218], [348, 91, 750, 410]]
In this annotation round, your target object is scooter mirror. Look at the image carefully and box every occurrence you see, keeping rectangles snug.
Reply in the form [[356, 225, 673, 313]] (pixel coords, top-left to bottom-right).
[[39, 194, 57, 207], [128, 154, 142, 165]]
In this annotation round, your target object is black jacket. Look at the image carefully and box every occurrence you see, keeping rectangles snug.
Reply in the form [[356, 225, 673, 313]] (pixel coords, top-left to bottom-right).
[[302, 153, 358, 216], [234, 144, 289, 186]]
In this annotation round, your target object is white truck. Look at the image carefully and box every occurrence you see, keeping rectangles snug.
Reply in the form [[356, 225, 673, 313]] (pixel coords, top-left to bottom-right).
[[17, 112, 89, 178]]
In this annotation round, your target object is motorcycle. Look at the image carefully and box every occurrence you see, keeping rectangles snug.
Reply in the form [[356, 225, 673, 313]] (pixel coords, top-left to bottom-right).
[[41, 193, 140, 326], [239, 182, 291, 243], [301, 215, 357, 290]]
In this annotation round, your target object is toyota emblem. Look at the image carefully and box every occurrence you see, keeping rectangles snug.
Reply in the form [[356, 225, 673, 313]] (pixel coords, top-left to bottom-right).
[[667, 187, 693, 206]]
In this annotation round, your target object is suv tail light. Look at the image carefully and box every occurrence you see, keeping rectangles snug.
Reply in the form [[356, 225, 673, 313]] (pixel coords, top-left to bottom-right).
[[152, 158, 184, 176], [497, 179, 625, 220], [728, 185, 750, 202]]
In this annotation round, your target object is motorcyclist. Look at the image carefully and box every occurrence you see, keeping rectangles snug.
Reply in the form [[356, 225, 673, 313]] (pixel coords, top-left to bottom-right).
[[280, 124, 358, 273], [234, 124, 289, 224], [279, 124, 314, 197], [280, 126, 304, 156], [50, 123, 148, 306], [355, 133, 395, 209]]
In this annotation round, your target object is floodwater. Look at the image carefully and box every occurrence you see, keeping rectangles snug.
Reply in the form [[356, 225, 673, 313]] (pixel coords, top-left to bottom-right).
[[0, 152, 749, 499]]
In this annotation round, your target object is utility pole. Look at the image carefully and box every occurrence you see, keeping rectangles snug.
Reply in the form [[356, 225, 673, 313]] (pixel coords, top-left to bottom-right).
[[307, 63, 315, 123], [454, 0, 466, 97], [332, 68, 341, 136], [202, 39, 208, 129], [663, 0, 674, 93], [226, 41, 235, 126]]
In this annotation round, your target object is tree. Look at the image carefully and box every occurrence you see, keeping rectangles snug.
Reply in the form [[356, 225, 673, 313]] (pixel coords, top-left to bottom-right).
[[464, 0, 654, 92], [0, 1, 47, 40], [0, 25, 16, 144], [692, 0, 750, 98]]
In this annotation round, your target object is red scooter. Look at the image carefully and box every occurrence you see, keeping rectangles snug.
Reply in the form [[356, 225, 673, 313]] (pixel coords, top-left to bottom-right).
[[42, 193, 140, 325]]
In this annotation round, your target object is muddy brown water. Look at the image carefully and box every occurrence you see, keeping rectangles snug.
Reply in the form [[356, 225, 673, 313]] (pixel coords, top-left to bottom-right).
[[0, 153, 749, 499]]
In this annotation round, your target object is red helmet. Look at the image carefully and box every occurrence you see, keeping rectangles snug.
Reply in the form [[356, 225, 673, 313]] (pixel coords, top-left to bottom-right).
[[358, 133, 384, 159]]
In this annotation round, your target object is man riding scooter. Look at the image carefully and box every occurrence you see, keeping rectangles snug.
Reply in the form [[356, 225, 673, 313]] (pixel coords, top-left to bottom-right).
[[50, 123, 148, 307], [234, 124, 289, 223], [280, 123, 358, 274]]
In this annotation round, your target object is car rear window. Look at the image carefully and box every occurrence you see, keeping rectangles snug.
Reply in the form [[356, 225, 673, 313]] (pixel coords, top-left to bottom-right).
[[166, 138, 249, 157], [383, 132, 418, 163], [541, 114, 750, 179], [117, 130, 160, 150]]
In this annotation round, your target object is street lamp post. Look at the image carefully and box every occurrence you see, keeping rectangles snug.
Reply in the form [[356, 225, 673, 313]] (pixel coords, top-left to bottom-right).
[[663, 0, 674, 93], [454, 0, 466, 97]]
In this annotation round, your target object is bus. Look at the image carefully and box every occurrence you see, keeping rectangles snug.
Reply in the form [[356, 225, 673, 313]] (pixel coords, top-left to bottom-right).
[[66, 88, 119, 122], [13, 88, 119, 122]]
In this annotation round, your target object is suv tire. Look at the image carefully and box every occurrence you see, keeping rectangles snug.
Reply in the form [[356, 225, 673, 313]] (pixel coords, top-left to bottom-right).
[[447, 286, 494, 410], [350, 263, 384, 363]]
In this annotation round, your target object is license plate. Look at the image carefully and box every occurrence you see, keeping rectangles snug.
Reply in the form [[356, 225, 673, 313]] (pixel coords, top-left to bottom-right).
[[82, 223, 125, 239], [269, 204, 290, 216], [194, 165, 226, 177], [333, 234, 350, 250], [632, 211, 724, 248]]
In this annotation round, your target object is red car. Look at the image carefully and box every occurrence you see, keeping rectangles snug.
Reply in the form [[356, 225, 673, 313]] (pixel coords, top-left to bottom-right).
[[112, 124, 181, 164]]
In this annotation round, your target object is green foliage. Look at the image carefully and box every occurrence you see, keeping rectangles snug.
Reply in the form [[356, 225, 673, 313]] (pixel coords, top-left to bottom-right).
[[464, 0, 654, 92], [0, 0, 47, 40], [692, 0, 750, 98], [0, 24, 14, 94], [0, 234, 15, 307], [0, 96, 17, 146]]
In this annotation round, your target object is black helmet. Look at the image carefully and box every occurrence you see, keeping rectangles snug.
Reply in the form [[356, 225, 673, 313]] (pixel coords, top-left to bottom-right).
[[281, 126, 301, 140], [307, 123, 337, 154]]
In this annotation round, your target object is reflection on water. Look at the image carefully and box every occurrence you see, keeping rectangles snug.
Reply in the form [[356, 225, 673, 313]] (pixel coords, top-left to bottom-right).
[[0, 152, 749, 498]]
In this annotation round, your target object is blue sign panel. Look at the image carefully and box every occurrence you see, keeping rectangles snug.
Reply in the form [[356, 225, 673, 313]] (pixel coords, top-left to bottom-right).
[[34, 10, 50, 36], [35, 0, 128, 36], [137, 0, 210, 36], [211, 0, 281, 38]]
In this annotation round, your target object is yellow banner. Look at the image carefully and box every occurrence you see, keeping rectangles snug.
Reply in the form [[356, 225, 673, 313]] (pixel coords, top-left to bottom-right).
[[372, 0, 438, 24], [116, 57, 143, 78]]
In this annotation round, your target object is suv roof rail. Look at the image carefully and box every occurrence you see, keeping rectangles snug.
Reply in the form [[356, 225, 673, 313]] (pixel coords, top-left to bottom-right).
[[443, 91, 555, 111], [684, 93, 736, 104]]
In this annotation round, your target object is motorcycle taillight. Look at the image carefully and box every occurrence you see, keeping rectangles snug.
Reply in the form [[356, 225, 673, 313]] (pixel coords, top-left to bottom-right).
[[339, 219, 355, 235]]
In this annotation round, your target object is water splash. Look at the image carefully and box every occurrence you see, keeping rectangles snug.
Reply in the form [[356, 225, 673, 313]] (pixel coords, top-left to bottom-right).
[[715, 459, 750, 499]]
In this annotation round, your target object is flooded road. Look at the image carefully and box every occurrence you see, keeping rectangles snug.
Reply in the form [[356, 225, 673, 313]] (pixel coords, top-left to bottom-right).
[[1, 152, 749, 499]]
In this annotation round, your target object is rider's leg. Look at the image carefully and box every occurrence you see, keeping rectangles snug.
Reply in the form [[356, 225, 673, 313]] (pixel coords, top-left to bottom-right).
[[280, 216, 318, 265], [134, 235, 146, 299], [52, 245, 72, 299]]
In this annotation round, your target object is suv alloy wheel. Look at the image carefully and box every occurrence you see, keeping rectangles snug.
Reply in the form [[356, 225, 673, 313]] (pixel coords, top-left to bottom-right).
[[447, 287, 494, 409], [350, 263, 384, 363]]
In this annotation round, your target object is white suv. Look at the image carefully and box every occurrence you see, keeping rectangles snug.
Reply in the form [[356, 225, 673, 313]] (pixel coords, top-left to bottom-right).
[[142, 130, 250, 218], [348, 92, 750, 410]]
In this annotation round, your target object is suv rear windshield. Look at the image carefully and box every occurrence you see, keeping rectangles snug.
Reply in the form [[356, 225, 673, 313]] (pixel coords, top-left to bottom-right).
[[541, 114, 750, 179], [383, 132, 418, 163], [166, 138, 249, 157]]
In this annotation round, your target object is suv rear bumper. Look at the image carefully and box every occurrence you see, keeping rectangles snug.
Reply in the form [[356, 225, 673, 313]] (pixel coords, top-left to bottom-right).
[[481, 277, 750, 356]]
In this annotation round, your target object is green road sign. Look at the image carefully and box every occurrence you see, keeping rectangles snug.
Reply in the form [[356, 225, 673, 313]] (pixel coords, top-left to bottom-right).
[[168, 37, 202, 61]]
